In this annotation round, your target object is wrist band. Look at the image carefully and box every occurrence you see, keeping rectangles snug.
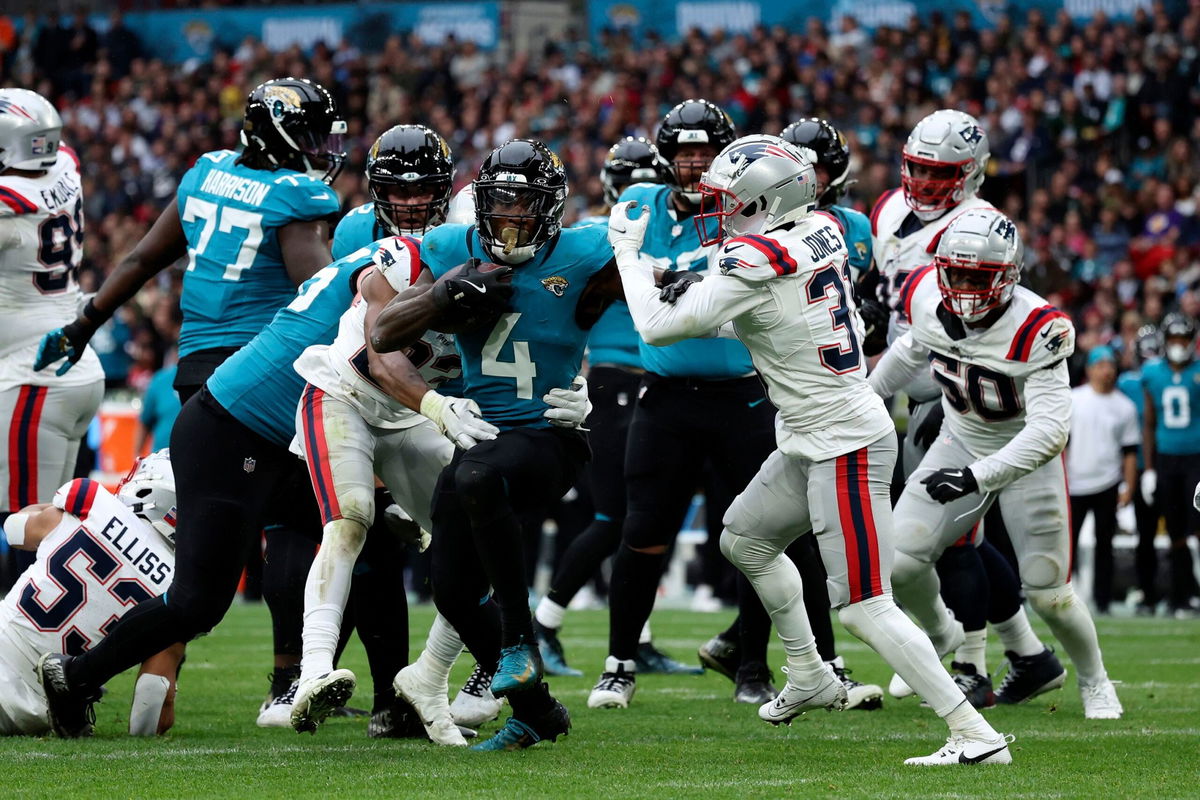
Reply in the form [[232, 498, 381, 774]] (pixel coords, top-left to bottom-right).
[[4, 512, 30, 547], [82, 298, 107, 325]]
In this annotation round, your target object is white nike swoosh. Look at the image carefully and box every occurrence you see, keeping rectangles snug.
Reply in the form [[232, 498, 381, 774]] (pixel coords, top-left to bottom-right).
[[463, 280, 486, 293], [311, 193, 331, 200]]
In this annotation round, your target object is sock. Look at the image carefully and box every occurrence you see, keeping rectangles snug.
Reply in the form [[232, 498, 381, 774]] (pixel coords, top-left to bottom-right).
[[943, 699, 1000, 740], [1027, 586, 1107, 684], [414, 614, 465, 689], [299, 519, 366, 686], [270, 664, 301, 697], [992, 607, 1044, 658], [892, 551, 960, 650], [955, 629, 988, 674], [508, 682, 556, 720], [607, 546, 665, 661], [838, 595, 963, 717], [535, 598, 566, 630], [639, 620, 652, 645], [605, 656, 636, 673], [720, 531, 824, 684]]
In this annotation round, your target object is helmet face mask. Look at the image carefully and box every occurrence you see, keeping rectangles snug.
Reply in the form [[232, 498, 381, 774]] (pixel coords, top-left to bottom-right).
[[935, 256, 1016, 321], [367, 124, 454, 236], [902, 153, 975, 213], [474, 139, 567, 264], [901, 109, 990, 220], [240, 78, 347, 184], [934, 209, 1022, 323], [656, 100, 737, 206], [1161, 313, 1197, 364]]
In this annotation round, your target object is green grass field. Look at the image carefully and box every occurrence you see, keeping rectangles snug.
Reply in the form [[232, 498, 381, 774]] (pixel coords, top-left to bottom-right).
[[2, 604, 1197, 799]]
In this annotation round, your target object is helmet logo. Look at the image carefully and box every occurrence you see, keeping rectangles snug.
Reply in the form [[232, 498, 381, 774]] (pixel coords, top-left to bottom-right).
[[541, 275, 569, 297], [959, 125, 983, 146], [995, 218, 1016, 240], [678, 129, 710, 144], [244, 457, 256, 474], [264, 85, 303, 119]]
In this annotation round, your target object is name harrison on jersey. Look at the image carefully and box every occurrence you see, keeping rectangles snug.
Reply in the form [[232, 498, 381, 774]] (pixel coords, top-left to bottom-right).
[[199, 169, 271, 206]]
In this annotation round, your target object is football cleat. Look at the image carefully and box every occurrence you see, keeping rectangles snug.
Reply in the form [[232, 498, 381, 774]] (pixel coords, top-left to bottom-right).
[[829, 657, 883, 710], [257, 679, 300, 728], [634, 642, 704, 675], [393, 663, 467, 746], [1080, 678, 1123, 720], [490, 639, 544, 697], [471, 700, 571, 752], [759, 665, 847, 725], [734, 662, 777, 705], [535, 619, 583, 677], [37, 652, 98, 738], [994, 648, 1067, 705], [951, 662, 996, 709], [368, 700, 425, 739], [291, 669, 356, 734], [587, 657, 637, 709], [451, 663, 504, 728], [697, 633, 739, 681], [889, 672, 916, 699], [904, 733, 1014, 766]]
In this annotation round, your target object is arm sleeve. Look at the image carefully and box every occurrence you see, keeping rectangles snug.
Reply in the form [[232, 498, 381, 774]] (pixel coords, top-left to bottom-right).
[[867, 331, 929, 397], [969, 360, 1072, 493], [617, 251, 760, 346]]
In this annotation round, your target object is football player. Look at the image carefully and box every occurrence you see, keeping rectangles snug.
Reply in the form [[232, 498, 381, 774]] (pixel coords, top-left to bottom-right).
[[870, 208, 1122, 720], [372, 138, 630, 750], [1119, 326, 1163, 613], [2, 452, 182, 736], [609, 135, 1012, 765], [0, 89, 103, 588], [33, 78, 347, 723], [872, 110, 1056, 707], [532, 136, 700, 678], [585, 100, 783, 710], [1140, 313, 1200, 617]]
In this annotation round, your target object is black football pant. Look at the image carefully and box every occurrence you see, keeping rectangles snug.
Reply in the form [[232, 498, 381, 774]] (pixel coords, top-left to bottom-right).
[[1070, 483, 1120, 612], [1155, 454, 1200, 609]]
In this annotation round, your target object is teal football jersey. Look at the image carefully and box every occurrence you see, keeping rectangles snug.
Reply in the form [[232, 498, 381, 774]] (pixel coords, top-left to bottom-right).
[[176, 150, 341, 358], [1141, 358, 1200, 455], [206, 243, 379, 446], [421, 224, 613, 428], [1118, 369, 1146, 468], [825, 205, 873, 284], [617, 184, 754, 379], [332, 202, 387, 260], [573, 214, 641, 370]]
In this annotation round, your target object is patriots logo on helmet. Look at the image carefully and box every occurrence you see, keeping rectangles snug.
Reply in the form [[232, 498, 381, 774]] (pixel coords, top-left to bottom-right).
[[995, 218, 1017, 240], [0, 99, 34, 119], [959, 126, 983, 145]]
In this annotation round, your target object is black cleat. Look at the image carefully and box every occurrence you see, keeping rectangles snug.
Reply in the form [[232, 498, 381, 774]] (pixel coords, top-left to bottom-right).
[[535, 619, 583, 677], [950, 661, 996, 709], [634, 642, 704, 675], [734, 661, 777, 705], [369, 699, 477, 740], [37, 653, 98, 738], [994, 648, 1067, 705], [698, 634, 740, 682], [471, 700, 570, 751]]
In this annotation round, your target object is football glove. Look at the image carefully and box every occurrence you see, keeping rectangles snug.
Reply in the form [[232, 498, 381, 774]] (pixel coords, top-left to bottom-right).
[[420, 391, 499, 451], [432, 258, 513, 316], [922, 467, 978, 504], [34, 319, 94, 376], [1141, 470, 1157, 506], [911, 402, 946, 451], [608, 200, 650, 257], [383, 503, 431, 553], [543, 376, 591, 428], [858, 297, 890, 357], [658, 270, 703, 304]]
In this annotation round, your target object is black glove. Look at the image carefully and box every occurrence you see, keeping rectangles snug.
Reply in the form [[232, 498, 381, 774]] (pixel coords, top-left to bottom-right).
[[432, 258, 513, 315], [858, 297, 890, 357], [922, 467, 978, 504], [658, 269, 703, 304], [912, 402, 946, 451]]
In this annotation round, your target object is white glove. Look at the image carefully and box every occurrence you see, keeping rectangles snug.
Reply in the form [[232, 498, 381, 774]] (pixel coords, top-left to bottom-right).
[[1141, 469, 1157, 506], [129, 673, 170, 736], [608, 200, 650, 257], [1193, 480, 1200, 512], [420, 391, 499, 450], [543, 376, 591, 428]]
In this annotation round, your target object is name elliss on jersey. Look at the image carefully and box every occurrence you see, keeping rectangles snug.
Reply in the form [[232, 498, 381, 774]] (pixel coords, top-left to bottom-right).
[[39, 172, 79, 209], [92, 514, 171, 586], [199, 169, 271, 206]]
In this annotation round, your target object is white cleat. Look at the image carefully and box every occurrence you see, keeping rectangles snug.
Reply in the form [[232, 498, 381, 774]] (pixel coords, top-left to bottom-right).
[[758, 665, 847, 725], [904, 733, 1014, 766], [587, 657, 637, 709], [889, 620, 964, 700], [393, 664, 467, 746], [256, 681, 299, 728], [291, 669, 356, 734], [450, 663, 504, 728], [1080, 679, 1123, 719]]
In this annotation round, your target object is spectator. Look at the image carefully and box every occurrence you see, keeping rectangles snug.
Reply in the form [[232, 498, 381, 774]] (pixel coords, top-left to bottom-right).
[[1068, 346, 1140, 614]]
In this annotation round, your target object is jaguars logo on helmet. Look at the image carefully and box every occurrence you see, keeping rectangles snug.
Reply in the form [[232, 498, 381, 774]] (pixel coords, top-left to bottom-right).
[[240, 77, 346, 184]]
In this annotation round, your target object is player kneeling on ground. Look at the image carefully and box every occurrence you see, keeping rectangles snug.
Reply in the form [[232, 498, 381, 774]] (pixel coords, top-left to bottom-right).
[[1, 452, 183, 736], [608, 135, 1013, 765]]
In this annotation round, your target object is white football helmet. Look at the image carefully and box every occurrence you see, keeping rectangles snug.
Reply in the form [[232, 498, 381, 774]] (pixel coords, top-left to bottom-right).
[[934, 208, 1023, 323], [0, 88, 63, 172], [117, 449, 177, 545], [901, 109, 989, 221], [695, 135, 818, 246]]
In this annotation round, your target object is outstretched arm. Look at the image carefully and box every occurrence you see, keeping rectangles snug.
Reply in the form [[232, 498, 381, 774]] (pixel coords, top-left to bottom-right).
[[361, 268, 436, 412]]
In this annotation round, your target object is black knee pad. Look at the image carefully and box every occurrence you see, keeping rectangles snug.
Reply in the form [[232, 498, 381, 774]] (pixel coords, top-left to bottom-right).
[[454, 459, 509, 524]]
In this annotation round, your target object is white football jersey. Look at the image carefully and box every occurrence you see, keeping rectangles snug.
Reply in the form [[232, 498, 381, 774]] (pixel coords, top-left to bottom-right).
[[869, 189, 993, 402], [868, 268, 1075, 493], [620, 211, 894, 462], [0, 146, 102, 390], [0, 479, 174, 666], [294, 241, 461, 429]]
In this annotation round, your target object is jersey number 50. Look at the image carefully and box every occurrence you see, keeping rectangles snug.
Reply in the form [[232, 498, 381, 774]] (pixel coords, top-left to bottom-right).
[[930, 354, 1022, 421]]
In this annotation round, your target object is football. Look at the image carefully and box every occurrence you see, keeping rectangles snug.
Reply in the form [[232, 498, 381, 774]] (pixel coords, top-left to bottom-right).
[[429, 261, 512, 333]]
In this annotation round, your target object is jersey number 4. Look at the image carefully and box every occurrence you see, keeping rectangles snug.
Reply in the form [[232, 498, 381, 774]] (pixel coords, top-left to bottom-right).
[[181, 196, 264, 281], [806, 262, 862, 374], [482, 313, 538, 399], [17, 528, 154, 656]]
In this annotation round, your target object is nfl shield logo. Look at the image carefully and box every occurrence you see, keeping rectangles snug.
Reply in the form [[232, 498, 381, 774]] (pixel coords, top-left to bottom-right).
[[243, 457, 256, 474]]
